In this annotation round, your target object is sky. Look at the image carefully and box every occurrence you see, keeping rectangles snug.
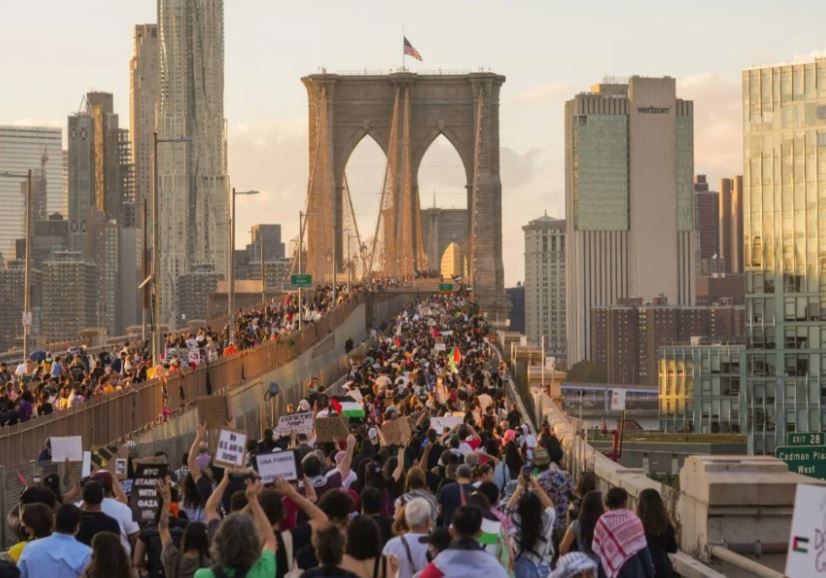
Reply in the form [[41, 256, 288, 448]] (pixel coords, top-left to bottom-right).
[[3, 0, 826, 285]]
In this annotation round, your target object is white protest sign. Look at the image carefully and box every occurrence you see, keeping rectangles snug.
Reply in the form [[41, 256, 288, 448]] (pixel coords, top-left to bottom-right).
[[188, 350, 201, 366], [81, 451, 92, 478], [434, 343, 447, 352], [785, 484, 826, 578], [431, 416, 463, 433], [275, 412, 314, 437], [441, 330, 453, 337], [51, 436, 83, 462], [214, 429, 247, 468], [256, 451, 299, 482], [610, 390, 627, 412]]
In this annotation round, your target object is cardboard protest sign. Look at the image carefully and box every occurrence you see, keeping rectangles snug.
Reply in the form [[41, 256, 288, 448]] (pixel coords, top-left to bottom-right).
[[256, 451, 299, 482], [275, 412, 314, 437], [214, 429, 247, 468], [197, 395, 230, 428], [51, 436, 83, 462], [381, 417, 412, 445], [430, 416, 463, 433], [315, 416, 349, 442], [131, 461, 167, 523]]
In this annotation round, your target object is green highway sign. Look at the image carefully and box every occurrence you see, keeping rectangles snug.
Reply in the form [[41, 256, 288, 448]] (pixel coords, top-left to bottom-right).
[[291, 274, 313, 288], [787, 432, 825, 446], [775, 445, 826, 479], [439, 283, 454, 292]]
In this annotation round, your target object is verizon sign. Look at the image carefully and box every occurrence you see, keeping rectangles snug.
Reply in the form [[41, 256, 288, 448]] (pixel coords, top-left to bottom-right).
[[637, 106, 671, 114]]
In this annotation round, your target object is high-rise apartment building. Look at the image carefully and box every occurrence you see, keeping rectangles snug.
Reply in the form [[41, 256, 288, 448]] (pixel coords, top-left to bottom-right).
[[157, 0, 229, 327], [523, 213, 567, 366], [694, 175, 722, 274], [743, 60, 826, 453], [130, 23, 159, 229], [41, 251, 98, 341], [0, 260, 26, 351], [720, 175, 744, 275], [0, 126, 63, 258], [177, 264, 222, 323], [565, 77, 696, 365], [592, 297, 745, 386]]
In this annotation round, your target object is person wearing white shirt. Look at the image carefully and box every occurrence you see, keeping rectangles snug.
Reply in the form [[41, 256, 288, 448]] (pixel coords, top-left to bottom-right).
[[383, 498, 432, 578], [90, 471, 139, 554]]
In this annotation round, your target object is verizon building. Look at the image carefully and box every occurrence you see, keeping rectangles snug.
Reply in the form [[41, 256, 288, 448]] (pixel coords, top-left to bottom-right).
[[565, 77, 697, 364]]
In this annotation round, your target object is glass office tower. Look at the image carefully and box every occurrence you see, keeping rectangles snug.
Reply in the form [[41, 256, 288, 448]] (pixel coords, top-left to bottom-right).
[[742, 59, 826, 453]]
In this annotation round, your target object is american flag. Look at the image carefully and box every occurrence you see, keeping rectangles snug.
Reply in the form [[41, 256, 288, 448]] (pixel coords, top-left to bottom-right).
[[403, 37, 422, 61]]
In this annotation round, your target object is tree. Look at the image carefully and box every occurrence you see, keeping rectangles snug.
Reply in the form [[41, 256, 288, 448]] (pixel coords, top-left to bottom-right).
[[566, 360, 607, 383]]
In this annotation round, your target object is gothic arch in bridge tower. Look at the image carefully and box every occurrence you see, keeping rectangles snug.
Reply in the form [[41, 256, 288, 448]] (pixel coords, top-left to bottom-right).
[[301, 71, 508, 312]]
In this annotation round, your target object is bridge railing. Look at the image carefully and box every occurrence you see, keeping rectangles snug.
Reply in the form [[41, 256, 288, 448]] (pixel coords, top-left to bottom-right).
[[0, 293, 367, 467]]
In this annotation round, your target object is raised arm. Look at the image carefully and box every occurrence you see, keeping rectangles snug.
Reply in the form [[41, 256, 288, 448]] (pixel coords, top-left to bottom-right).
[[391, 445, 405, 483], [274, 476, 328, 531], [337, 434, 356, 478], [246, 479, 276, 553], [204, 470, 230, 524], [188, 421, 207, 482], [157, 480, 173, 548]]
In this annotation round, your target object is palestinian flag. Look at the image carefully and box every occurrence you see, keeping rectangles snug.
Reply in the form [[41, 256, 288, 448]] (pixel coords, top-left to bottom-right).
[[420, 547, 505, 577], [478, 517, 501, 546], [331, 397, 365, 419]]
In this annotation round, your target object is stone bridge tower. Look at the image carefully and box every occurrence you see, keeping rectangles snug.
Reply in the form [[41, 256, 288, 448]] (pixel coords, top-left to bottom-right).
[[301, 71, 507, 312]]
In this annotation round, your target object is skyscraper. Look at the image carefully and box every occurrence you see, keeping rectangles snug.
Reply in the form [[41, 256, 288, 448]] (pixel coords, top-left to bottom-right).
[[0, 126, 63, 259], [41, 251, 97, 341], [743, 60, 826, 453], [67, 111, 94, 251], [720, 175, 744, 275], [130, 23, 159, 228], [250, 224, 285, 262], [694, 174, 721, 274], [523, 213, 567, 367], [565, 77, 696, 365], [157, 0, 229, 326]]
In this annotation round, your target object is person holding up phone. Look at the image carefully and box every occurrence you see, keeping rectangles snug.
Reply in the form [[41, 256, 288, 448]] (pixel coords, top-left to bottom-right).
[[506, 471, 556, 578]]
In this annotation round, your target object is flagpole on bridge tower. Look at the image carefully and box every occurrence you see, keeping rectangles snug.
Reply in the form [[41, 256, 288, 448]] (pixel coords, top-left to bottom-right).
[[401, 26, 405, 71]]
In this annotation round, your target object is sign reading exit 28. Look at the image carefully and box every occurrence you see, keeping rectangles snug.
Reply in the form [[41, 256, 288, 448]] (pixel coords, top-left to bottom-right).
[[787, 432, 824, 446]]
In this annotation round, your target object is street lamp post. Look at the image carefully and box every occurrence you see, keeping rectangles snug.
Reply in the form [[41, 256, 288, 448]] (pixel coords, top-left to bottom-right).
[[260, 234, 266, 307], [152, 132, 191, 366], [0, 170, 32, 361], [228, 188, 260, 343]]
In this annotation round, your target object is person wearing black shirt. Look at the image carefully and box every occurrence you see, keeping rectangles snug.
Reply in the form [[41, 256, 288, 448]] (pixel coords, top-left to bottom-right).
[[76, 481, 120, 547]]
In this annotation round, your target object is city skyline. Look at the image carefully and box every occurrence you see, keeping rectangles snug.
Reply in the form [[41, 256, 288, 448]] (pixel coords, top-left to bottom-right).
[[4, 1, 826, 284]]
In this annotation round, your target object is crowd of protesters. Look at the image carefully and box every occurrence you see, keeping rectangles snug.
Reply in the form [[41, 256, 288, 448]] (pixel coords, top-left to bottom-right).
[[0, 284, 358, 428], [0, 291, 678, 578]]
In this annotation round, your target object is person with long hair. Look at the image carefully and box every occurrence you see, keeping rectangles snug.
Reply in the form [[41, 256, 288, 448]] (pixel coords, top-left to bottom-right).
[[506, 472, 556, 578], [568, 472, 598, 523], [159, 480, 212, 578], [83, 531, 134, 578], [559, 490, 604, 574], [636, 489, 677, 578], [194, 479, 276, 578], [341, 515, 386, 578]]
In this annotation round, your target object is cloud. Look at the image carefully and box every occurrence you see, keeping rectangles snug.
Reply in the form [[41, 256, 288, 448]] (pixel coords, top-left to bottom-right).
[[677, 73, 742, 184], [515, 82, 574, 104], [792, 48, 826, 62]]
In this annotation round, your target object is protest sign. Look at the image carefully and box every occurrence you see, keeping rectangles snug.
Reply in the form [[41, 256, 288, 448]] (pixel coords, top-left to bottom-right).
[[430, 416, 463, 433], [51, 436, 83, 462], [81, 451, 92, 478], [131, 461, 167, 523], [315, 416, 349, 442], [434, 343, 447, 352], [214, 429, 247, 468], [275, 412, 314, 437], [785, 484, 826, 578], [256, 451, 299, 483], [381, 417, 412, 445], [188, 350, 202, 367], [197, 395, 230, 428], [114, 458, 128, 480], [610, 390, 627, 412]]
